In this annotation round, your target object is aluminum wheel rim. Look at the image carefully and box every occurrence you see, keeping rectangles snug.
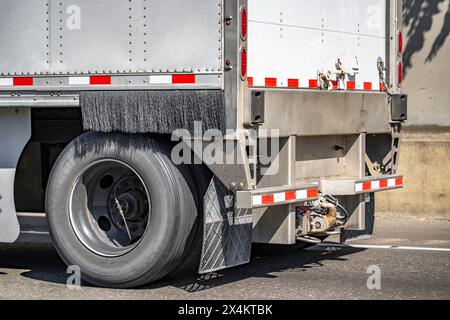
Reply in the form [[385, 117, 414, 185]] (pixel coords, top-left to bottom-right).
[[69, 159, 151, 257]]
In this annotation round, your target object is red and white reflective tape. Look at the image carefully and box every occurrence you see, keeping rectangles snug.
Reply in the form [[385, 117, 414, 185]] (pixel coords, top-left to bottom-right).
[[355, 177, 403, 193], [248, 77, 304, 88], [69, 76, 112, 85], [149, 74, 196, 84], [67, 74, 197, 85], [247, 76, 384, 91], [252, 188, 318, 207], [0, 74, 198, 87], [0, 77, 34, 86]]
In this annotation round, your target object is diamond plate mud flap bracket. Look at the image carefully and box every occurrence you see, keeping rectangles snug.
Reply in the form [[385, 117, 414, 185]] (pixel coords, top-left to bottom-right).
[[199, 177, 252, 274]]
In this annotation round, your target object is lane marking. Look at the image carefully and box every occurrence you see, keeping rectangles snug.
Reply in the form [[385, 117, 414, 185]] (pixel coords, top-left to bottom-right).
[[317, 243, 450, 252]]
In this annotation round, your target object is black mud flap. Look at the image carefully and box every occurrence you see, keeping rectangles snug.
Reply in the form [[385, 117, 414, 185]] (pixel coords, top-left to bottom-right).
[[340, 193, 375, 243], [199, 177, 253, 274]]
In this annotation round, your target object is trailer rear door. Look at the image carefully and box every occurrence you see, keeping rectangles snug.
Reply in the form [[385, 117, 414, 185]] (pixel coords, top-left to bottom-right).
[[247, 0, 387, 91]]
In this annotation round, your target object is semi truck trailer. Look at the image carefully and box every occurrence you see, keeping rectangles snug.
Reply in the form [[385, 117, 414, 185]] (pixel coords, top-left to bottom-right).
[[0, 0, 406, 288]]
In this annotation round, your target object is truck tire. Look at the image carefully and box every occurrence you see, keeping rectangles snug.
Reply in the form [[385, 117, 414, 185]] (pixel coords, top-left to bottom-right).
[[46, 132, 198, 288], [169, 165, 211, 276]]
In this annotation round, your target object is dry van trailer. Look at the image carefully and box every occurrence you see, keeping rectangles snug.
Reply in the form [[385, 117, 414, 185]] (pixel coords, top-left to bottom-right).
[[0, 0, 406, 288]]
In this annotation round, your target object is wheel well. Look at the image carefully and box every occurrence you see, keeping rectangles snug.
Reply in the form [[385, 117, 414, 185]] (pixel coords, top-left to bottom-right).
[[14, 110, 214, 213], [14, 108, 84, 212]]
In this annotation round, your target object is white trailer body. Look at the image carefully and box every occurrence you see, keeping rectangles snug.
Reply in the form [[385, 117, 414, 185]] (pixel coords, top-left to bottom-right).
[[248, 0, 387, 91], [0, 0, 406, 288]]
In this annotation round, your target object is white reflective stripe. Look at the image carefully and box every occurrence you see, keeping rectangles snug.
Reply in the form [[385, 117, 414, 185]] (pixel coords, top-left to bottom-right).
[[296, 189, 307, 200], [355, 183, 363, 192], [252, 195, 262, 206], [149, 75, 172, 84], [252, 77, 265, 87], [273, 192, 285, 203], [69, 77, 89, 85], [299, 78, 309, 88], [388, 178, 396, 187], [371, 180, 380, 190], [0, 78, 13, 86]]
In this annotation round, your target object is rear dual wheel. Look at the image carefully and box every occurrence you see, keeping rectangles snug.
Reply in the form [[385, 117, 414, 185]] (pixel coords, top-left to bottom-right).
[[46, 132, 201, 288]]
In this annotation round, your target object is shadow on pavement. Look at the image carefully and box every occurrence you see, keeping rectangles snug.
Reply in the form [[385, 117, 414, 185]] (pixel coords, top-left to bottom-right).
[[0, 242, 68, 285], [146, 245, 365, 293], [0, 242, 364, 291]]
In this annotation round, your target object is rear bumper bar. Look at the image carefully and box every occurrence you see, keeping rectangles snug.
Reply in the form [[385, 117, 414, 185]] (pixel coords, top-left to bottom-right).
[[236, 184, 319, 209], [236, 174, 403, 209], [320, 174, 404, 196]]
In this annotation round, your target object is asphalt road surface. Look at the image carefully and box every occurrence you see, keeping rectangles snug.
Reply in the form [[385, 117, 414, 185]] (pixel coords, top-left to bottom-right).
[[0, 214, 449, 300]]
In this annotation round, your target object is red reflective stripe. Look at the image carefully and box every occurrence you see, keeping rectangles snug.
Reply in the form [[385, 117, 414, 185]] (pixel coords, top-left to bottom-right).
[[172, 74, 196, 84], [347, 81, 356, 90], [364, 82, 372, 90], [332, 81, 339, 89], [13, 77, 33, 86], [241, 8, 248, 39], [380, 179, 388, 188], [395, 177, 403, 186], [241, 49, 247, 77], [288, 79, 299, 88], [285, 191, 296, 201], [247, 77, 253, 86], [307, 189, 318, 198], [380, 83, 385, 91], [90, 76, 111, 85], [363, 182, 372, 191], [265, 77, 277, 87], [261, 195, 274, 205], [309, 79, 318, 88]]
